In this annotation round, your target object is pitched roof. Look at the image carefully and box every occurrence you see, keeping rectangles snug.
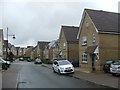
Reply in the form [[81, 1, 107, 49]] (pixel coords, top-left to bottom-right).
[[85, 45, 98, 54], [85, 9, 119, 33], [37, 41, 50, 50], [61, 26, 79, 43]]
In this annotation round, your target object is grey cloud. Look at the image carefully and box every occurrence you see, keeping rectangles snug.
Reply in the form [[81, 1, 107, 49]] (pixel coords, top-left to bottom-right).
[[2, 1, 118, 47]]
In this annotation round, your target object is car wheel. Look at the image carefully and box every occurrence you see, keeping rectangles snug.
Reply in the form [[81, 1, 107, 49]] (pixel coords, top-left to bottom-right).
[[53, 68, 55, 73], [112, 73, 116, 76], [2, 64, 7, 70], [58, 69, 61, 75]]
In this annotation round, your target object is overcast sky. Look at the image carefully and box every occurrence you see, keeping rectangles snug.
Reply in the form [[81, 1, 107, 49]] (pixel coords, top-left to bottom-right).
[[0, 0, 119, 47]]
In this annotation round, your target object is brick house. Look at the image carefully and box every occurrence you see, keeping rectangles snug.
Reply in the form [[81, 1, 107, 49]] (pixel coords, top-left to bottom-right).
[[59, 25, 79, 62], [77, 9, 120, 73], [44, 40, 59, 60], [25, 46, 33, 58], [36, 41, 49, 59]]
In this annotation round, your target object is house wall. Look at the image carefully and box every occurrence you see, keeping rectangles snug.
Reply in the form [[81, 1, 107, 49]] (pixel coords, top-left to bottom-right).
[[44, 49, 49, 59], [68, 43, 79, 61], [99, 33, 120, 67], [79, 12, 100, 72], [59, 31, 67, 59], [49, 48, 53, 60]]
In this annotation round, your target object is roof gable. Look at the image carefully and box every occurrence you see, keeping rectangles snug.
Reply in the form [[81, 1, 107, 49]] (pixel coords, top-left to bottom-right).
[[37, 41, 50, 50], [60, 26, 79, 43], [85, 9, 119, 33]]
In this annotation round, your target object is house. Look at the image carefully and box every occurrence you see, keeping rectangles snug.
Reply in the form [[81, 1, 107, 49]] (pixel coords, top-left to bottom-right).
[[77, 9, 120, 73], [0, 29, 4, 58], [59, 25, 79, 62], [25, 46, 33, 58], [32, 46, 38, 59], [44, 40, 59, 60], [3, 40, 8, 59], [35, 41, 50, 59], [10, 45, 17, 56]]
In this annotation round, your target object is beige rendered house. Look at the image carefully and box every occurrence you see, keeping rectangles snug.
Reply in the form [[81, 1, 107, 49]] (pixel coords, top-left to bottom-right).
[[59, 25, 79, 62], [77, 9, 120, 73]]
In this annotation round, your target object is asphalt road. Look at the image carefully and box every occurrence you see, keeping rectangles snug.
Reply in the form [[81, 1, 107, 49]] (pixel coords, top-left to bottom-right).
[[3, 61, 108, 89]]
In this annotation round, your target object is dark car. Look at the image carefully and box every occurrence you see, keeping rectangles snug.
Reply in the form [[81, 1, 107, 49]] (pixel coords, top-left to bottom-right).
[[19, 57, 24, 61], [71, 60, 79, 67], [0, 58, 8, 70], [103, 60, 115, 73], [27, 58, 32, 62], [34, 58, 42, 64]]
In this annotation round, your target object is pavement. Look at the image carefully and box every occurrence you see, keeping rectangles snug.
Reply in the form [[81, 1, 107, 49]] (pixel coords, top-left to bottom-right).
[[42, 64, 120, 89]]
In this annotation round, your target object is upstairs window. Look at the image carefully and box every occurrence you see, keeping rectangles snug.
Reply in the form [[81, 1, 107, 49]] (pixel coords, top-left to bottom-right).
[[82, 36, 87, 45], [63, 42, 66, 49], [92, 34, 96, 43]]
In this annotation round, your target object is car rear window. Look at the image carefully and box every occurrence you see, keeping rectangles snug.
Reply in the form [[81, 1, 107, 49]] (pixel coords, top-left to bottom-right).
[[58, 60, 71, 65], [106, 61, 113, 64], [113, 61, 120, 65]]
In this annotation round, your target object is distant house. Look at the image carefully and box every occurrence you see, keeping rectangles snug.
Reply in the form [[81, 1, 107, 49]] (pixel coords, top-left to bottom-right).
[[77, 9, 120, 73], [44, 40, 59, 60], [36, 41, 50, 59], [3, 40, 8, 59], [10, 45, 17, 56], [0, 29, 4, 58], [59, 25, 79, 61], [25, 46, 33, 58]]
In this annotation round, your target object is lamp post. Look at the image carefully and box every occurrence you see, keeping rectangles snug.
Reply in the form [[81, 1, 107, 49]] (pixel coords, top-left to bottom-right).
[[6, 27, 16, 61]]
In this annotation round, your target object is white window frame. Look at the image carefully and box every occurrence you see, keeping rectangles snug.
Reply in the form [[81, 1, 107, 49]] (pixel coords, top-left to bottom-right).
[[82, 36, 87, 45], [82, 53, 87, 64], [63, 42, 66, 49], [92, 34, 96, 43]]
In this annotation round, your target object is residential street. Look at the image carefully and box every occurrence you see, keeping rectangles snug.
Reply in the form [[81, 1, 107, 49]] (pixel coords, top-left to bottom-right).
[[2, 61, 109, 89]]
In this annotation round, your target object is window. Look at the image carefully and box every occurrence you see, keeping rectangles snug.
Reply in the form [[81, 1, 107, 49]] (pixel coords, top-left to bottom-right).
[[63, 43, 66, 47], [63, 42, 66, 49], [82, 36, 87, 45], [82, 53, 87, 63], [92, 34, 96, 43], [86, 22, 89, 27]]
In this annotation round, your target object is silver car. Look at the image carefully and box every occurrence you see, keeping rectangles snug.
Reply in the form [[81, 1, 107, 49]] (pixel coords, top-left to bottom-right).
[[110, 60, 120, 76]]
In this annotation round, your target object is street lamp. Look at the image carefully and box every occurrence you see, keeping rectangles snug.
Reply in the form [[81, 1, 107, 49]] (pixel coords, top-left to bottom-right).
[[6, 27, 16, 61]]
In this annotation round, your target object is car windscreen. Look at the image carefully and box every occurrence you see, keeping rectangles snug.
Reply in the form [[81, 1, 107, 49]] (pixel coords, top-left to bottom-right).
[[36, 59, 41, 61], [58, 60, 71, 65], [106, 61, 113, 64], [113, 61, 120, 65]]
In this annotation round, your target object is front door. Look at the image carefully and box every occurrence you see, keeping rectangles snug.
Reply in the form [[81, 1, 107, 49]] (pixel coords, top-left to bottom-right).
[[90, 54, 95, 71]]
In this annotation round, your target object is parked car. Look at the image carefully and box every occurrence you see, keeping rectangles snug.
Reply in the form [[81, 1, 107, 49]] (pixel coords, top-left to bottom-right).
[[27, 58, 32, 62], [19, 57, 24, 61], [0, 58, 11, 68], [34, 58, 42, 64], [0, 58, 8, 70], [110, 60, 120, 76], [71, 60, 79, 67], [52, 60, 74, 74], [103, 60, 115, 73]]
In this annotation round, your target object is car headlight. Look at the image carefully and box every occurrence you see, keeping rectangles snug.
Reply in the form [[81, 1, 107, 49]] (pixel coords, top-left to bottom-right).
[[60, 67, 64, 71]]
